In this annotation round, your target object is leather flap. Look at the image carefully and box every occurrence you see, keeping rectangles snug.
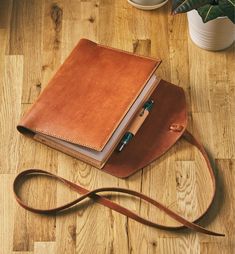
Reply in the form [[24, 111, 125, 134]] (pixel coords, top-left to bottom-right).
[[102, 79, 187, 178], [17, 39, 161, 151]]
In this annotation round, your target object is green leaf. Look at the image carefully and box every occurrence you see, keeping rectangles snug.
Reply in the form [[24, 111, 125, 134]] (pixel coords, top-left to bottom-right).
[[197, 4, 224, 22], [218, 0, 235, 23], [172, 0, 235, 23], [172, 0, 211, 14]]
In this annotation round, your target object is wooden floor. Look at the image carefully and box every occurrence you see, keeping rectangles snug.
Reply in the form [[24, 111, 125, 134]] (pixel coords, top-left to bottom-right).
[[0, 0, 235, 253]]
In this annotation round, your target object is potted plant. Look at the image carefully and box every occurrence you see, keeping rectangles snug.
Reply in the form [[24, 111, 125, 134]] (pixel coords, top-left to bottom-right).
[[172, 0, 235, 51]]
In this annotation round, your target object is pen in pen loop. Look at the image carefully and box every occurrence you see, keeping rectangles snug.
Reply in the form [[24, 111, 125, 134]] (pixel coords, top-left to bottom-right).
[[117, 100, 154, 152]]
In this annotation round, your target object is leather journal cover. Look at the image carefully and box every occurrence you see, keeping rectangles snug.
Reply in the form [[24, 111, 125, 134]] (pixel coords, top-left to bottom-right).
[[15, 39, 223, 236], [17, 38, 162, 173]]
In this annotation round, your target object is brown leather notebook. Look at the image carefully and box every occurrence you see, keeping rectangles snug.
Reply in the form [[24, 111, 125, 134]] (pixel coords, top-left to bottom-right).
[[15, 39, 224, 236], [17, 38, 161, 171]]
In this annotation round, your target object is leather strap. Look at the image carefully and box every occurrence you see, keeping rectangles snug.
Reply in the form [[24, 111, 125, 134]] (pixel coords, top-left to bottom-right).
[[13, 130, 224, 236]]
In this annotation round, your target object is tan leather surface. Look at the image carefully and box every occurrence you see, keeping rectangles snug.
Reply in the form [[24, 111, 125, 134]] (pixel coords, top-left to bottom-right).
[[103, 79, 187, 178], [17, 38, 161, 151], [18, 79, 160, 169], [128, 109, 149, 135]]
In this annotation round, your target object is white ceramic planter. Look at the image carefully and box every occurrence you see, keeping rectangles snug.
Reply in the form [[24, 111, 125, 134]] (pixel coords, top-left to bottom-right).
[[127, 0, 168, 10], [187, 10, 235, 51], [132, 0, 165, 5]]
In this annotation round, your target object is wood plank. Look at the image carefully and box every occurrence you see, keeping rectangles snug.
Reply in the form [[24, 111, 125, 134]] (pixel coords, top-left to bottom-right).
[[199, 159, 235, 244], [13, 131, 58, 251], [8, 0, 43, 103], [0, 0, 12, 29], [0, 56, 23, 174], [157, 235, 200, 254], [12, 252, 33, 254], [41, 0, 63, 89], [168, 13, 191, 110], [0, 0, 234, 253], [0, 174, 16, 254], [211, 86, 235, 159], [34, 242, 56, 254], [200, 241, 235, 254], [149, 4, 171, 80], [55, 156, 78, 254]]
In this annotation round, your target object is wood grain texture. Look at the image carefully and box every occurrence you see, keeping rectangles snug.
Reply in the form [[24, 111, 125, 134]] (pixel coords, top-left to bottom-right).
[[0, 0, 234, 253]]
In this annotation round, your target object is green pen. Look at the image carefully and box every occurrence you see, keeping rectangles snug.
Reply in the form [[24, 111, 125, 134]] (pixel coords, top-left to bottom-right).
[[117, 99, 154, 152]]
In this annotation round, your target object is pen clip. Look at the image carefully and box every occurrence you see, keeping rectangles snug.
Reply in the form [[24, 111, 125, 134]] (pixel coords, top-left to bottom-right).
[[140, 99, 154, 116]]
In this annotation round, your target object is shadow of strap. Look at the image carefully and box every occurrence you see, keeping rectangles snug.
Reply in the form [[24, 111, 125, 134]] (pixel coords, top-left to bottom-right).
[[13, 130, 224, 236]]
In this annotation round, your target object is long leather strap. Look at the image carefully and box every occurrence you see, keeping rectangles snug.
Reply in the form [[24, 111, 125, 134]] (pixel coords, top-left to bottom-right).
[[13, 130, 224, 236]]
